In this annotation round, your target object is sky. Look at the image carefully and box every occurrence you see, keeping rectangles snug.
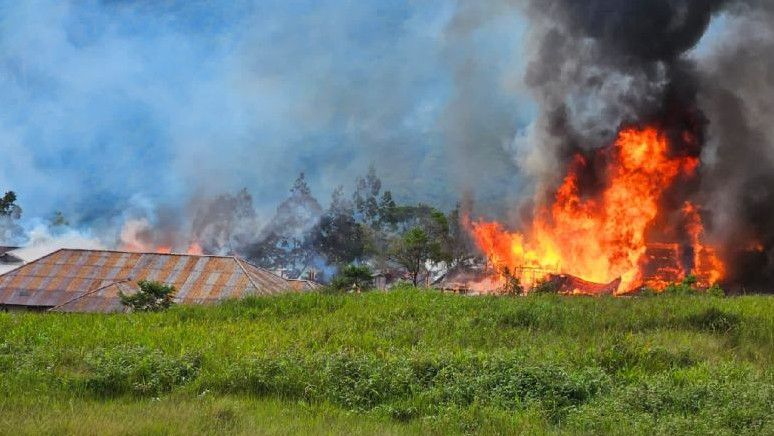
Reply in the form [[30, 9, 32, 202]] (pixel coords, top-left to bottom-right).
[[0, 0, 727, 244]]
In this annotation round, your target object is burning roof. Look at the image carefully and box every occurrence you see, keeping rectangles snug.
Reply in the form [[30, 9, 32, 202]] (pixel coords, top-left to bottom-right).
[[468, 127, 725, 294], [0, 248, 300, 313]]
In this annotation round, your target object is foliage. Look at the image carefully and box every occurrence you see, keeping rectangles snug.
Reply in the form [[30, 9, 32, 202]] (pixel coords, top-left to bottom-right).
[[446, 202, 476, 266], [242, 166, 471, 285], [311, 186, 367, 266], [0, 291, 772, 434], [329, 264, 374, 292], [0, 191, 20, 218], [246, 173, 323, 277], [84, 345, 201, 397], [0, 190, 23, 243], [119, 280, 176, 312], [663, 275, 699, 295], [501, 266, 524, 296], [663, 275, 727, 297], [388, 227, 445, 286], [707, 283, 726, 297], [531, 278, 559, 294]]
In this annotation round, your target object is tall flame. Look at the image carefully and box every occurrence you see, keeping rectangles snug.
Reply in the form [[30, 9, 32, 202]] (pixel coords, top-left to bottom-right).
[[469, 126, 724, 293]]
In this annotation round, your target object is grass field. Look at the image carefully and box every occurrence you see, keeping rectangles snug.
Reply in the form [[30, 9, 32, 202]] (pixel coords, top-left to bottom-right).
[[0, 288, 772, 435]]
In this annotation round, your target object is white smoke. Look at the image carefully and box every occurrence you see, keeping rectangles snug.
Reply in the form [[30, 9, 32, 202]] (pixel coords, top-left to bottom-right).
[[0, 224, 104, 274]]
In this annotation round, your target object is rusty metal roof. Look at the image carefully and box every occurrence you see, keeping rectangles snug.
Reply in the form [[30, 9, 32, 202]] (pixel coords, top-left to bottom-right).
[[0, 249, 296, 313], [286, 279, 323, 291]]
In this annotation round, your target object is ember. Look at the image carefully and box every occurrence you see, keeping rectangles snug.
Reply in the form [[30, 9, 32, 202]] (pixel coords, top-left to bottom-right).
[[468, 126, 725, 294]]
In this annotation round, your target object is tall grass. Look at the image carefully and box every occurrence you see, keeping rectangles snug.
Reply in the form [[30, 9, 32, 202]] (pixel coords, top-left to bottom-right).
[[0, 288, 771, 434]]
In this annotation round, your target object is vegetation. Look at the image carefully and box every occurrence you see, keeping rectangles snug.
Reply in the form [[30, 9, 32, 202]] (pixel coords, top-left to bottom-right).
[[0, 191, 20, 218], [0, 289, 771, 434], [0, 190, 23, 243], [501, 266, 525, 295], [389, 227, 446, 286], [119, 280, 176, 312], [329, 264, 374, 292], [242, 167, 472, 283]]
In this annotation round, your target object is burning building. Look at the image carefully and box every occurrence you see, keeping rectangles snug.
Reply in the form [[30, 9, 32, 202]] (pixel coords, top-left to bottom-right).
[[0, 248, 304, 313], [461, 1, 774, 295]]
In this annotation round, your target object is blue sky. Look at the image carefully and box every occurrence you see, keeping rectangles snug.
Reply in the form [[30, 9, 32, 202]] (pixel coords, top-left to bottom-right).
[[0, 0, 727, 238]]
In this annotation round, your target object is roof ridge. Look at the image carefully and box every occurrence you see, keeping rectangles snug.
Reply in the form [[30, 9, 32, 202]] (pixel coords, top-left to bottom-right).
[[51, 247, 238, 259], [0, 248, 66, 279], [48, 278, 132, 312], [233, 257, 265, 294], [236, 257, 288, 282]]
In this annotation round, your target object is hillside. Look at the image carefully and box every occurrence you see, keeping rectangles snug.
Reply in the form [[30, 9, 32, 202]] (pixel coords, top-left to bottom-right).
[[0, 289, 772, 435]]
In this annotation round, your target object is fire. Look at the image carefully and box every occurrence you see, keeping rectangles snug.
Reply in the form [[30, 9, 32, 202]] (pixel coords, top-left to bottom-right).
[[469, 126, 724, 294], [119, 217, 205, 255], [121, 241, 204, 255]]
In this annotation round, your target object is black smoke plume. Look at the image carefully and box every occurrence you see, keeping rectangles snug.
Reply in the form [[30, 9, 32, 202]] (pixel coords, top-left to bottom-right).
[[514, 0, 774, 291]]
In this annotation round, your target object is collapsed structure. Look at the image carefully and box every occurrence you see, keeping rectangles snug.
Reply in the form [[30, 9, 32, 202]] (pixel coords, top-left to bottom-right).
[[0, 248, 306, 313]]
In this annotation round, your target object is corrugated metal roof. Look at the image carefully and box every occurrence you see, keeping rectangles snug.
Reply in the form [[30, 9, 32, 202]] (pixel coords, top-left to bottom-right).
[[0, 249, 297, 313], [286, 279, 323, 291]]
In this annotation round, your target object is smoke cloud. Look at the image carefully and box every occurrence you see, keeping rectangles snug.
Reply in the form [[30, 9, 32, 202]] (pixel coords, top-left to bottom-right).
[[2, 1, 773, 290], [0, 0, 533, 248], [508, 0, 774, 289]]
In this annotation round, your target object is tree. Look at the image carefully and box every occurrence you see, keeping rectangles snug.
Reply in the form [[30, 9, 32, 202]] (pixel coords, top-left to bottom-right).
[[330, 264, 374, 292], [119, 280, 176, 312], [353, 165, 382, 226], [389, 227, 445, 286], [0, 191, 23, 244], [501, 266, 524, 296], [192, 188, 258, 255], [49, 211, 69, 227], [0, 192, 20, 218], [311, 186, 367, 265], [245, 173, 323, 277], [446, 203, 476, 266], [352, 165, 397, 230]]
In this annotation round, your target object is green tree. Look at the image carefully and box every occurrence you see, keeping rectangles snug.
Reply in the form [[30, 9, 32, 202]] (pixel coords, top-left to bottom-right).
[[246, 173, 322, 277], [312, 186, 367, 265], [389, 227, 445, 286], [0, 192, 21, 218], [49, 211, 69, 227], [501, 266, 524, 296], [0, 191, 23, 243], [119, 280, 176, 312], [330, 264, 374, 292], [352, 165, 397, 230]]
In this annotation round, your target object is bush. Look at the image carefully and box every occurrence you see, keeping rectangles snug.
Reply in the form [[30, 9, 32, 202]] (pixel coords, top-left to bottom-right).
[[84, 346, 201, 397], [685, 308, 741, 334], [531, 279, 558, 294], [329, 264, 374, 292], [204, 352, 610, 420], [501, 267, 525, 296], [120, 280, 176, 312]]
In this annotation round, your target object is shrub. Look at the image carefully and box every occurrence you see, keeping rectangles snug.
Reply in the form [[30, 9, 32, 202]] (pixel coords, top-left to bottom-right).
[[329, 264, 374, 292], [531, 279, 558, 294], [120, 280, 176, 312], [685, 308, 741, 334], [707, 283, 725, 297], [501, 266, 525, 296], [84, 345, 201, 397]]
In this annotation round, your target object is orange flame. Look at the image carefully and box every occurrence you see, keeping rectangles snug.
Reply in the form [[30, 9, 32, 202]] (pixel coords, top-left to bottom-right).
[[121, 241, 204, 255], [469, 126, 724, 293]]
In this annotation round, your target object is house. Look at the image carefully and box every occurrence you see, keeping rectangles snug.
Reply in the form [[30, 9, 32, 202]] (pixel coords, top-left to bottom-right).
[[286, 279, 323, 291], [0, 246, 24, 274], [0, 248, 304, 313]]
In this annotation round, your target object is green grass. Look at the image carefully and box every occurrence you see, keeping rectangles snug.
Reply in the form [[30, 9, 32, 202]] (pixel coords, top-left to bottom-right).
[[0, 288, 772, 435]]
